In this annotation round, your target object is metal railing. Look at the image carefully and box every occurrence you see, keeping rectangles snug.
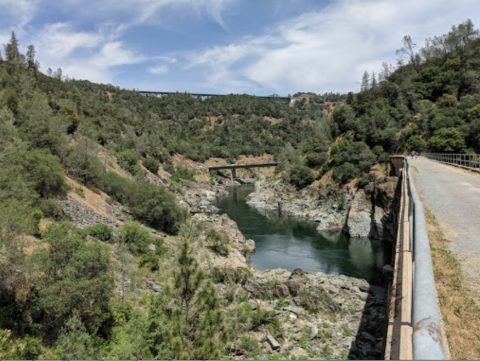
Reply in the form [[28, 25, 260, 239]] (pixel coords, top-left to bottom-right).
[[405, 159, 445, 360], [423, 153, 480, 170]]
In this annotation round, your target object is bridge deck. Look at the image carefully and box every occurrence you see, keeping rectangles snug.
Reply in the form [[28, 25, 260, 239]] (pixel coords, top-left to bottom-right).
[[411, 157, 480, 287], [138, 91, 293, 103], [208, 163, 278, 171]]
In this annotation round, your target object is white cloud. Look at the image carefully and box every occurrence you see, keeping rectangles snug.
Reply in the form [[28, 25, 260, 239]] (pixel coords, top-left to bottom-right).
[[149, 65, 169, 74], [185, 0, 480, 94], [36, 22, 101, 58], [33, 22, 146, 83], [63, 0, 235, 29], [0, 0, 38, 28]]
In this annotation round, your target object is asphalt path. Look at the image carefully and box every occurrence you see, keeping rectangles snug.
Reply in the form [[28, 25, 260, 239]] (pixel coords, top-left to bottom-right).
[[410, 157, 480, 287]]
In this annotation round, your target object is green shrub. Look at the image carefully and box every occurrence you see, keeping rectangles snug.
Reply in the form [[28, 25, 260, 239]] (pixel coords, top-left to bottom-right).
[[130, 182, 187, 234], [206, 229, 229, 256], [118, 222, 153, 254], [101, 172, 133, 204], [37, 199, 65, 220], [357, 173, 370, 188], [20, 149, 69, 199], [138, 252, 160, 271], [117, 149, 139, 174], [427, 127, 466, 153], [66, 150, 104, 189], [171, 166, 196, 182], [210, 266, 228, 283], [333, 162, 358, 184], [289, 164, 315, 189], [143, 157, 159, 174], [86, 224, 115, 243], [305, 151, 327, 167], [407, 135, 427, 152]]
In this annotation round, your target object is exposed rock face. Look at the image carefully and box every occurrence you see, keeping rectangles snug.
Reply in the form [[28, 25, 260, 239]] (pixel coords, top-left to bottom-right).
[[346, 177, 400, 241], [246, 178, 351, 232], [346, 190, 373, 238]]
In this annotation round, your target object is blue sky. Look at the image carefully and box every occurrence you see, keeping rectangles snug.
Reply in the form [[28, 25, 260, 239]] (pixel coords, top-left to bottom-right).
[[1, 0, 479, 95]]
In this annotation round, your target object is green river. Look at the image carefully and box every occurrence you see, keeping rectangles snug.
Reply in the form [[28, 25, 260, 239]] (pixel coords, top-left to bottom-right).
[[213, 185, 386, 284]]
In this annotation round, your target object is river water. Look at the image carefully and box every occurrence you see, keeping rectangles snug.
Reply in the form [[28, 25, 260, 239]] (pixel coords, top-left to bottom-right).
[[213, 185, 386, 284]]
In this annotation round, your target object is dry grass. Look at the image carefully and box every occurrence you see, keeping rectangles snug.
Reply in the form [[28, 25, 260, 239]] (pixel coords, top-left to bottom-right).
[[413, 170, 480, 359]]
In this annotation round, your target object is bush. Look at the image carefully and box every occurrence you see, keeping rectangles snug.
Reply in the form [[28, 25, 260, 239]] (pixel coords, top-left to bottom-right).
[[210, 266, 228, 283], [118, 222, 153, 254], [20, 149, 69, 199], [143, 157, 159, 174], [305, 152, 327, 167], [407, 135, 427, 152], [138, 252, 160, 271], [207, 229, 229, 256], [333, 162, 358, 184], [171, 166, 196, 182], [117, 149, 139, 174], [86, 224, 115, 243], [289, 165, 315, 189], [427, 127, 466, 153], [130, 182, 187, 234], [357, 173, 371, 188], [66, 150, 104, 189], [101, 172, 133, 204], [37, 199, 65, 220]]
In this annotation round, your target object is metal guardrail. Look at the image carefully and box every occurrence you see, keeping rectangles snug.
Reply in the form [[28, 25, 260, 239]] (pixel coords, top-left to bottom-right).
[[405, 159, 446, 360], [423, 153, 480, 170]]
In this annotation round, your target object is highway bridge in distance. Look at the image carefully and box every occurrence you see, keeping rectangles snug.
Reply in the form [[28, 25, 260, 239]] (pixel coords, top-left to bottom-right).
[[138, 90, 296, 104]]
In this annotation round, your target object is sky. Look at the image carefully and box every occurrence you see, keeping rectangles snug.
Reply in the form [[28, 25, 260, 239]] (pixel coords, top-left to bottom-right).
[[1, 0, 479, 96]]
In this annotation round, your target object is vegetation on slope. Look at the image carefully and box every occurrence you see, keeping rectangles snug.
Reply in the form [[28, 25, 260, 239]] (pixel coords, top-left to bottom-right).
[[1, 18, 480, 358]]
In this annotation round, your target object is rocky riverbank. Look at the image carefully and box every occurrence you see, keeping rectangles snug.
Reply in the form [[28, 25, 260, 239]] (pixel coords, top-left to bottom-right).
[[244, 174, 399, 241]]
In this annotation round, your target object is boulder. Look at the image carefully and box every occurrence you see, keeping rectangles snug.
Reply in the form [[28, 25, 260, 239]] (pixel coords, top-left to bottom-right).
[[346, 190, 373, 238], [286, 268, 309, 296], [267, 335, 280, 350], [244, 278, 272, 299], [274, 284, 290, 298], [310, 324, 318, 340], [245, 239, 256, 253]]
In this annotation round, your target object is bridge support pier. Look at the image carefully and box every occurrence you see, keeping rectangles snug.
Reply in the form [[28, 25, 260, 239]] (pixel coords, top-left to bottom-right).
[[231, 168, 236, 180]]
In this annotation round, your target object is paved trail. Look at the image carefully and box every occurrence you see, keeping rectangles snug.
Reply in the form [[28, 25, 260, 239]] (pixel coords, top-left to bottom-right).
[[410, 157, 480, 287]]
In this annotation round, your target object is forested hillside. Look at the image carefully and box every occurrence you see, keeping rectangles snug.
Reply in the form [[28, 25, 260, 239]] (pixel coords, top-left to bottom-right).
[[1, 19, 480, 359]]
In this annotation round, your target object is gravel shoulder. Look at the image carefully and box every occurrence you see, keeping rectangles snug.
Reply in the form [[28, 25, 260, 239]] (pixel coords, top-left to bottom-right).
[[410, 157, 480, 287]]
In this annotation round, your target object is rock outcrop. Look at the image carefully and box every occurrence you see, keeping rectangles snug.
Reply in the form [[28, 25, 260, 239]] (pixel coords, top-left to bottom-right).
[[345, 176, 400, 241]]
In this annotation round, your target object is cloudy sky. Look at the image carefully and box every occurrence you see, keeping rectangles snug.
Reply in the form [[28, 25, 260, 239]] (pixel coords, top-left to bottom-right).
[[1, 0, 479, 95]]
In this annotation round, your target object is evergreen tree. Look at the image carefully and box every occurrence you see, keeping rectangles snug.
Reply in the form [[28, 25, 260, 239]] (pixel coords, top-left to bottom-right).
[[361, 70, 370, 91], [163, 223, 227, 359], [4, 31, 19, 61]]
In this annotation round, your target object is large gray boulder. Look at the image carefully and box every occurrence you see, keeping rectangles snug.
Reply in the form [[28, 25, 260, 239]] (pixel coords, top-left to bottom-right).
[[346, 190, 373, 238]]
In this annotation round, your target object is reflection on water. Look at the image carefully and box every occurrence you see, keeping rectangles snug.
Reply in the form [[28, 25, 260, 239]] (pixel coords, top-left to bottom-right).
[[213, 184, 386, 283]]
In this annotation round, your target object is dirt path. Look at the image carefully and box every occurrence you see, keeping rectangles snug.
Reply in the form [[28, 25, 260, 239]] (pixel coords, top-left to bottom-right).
[[410, 157, 480, 289]]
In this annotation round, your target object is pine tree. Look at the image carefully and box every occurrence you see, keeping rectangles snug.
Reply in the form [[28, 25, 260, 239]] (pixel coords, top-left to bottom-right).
[[26, 44, 36, 70], [4, 31, 19, 61], [163, 223, 227, 359], [361, 70, 370, 91]]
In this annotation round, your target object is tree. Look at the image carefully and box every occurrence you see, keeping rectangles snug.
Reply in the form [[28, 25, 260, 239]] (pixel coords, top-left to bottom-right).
[[162, 223, 227, 359], [407, 135, 427, 152], [361, 70, 370, 91], [26, 44, 36, 70], [427, 127, 466, 153], [289, 164, 315, 189], [4, 31, 19, 62], [34, 223, 114, 340], [396, 35, 417, 67], [57, 316, 95, 360]]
